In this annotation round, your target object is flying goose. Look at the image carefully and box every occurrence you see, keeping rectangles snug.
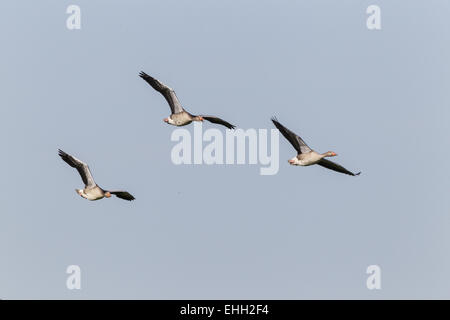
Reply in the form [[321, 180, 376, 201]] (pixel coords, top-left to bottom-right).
[[139, 71, 235, 129], [58, 149, 135, 201], [271, 118, 361, 176]]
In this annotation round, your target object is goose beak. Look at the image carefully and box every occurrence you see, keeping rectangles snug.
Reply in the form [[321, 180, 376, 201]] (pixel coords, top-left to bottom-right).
[[198, 116, 204, 121], [163, 118, 169, 123], [105, 192, 111, 198], [288, 159, 294, 164]]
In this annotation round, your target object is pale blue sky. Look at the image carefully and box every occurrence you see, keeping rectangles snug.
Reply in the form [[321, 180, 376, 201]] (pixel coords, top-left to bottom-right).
[[0, 0, 449, 299]]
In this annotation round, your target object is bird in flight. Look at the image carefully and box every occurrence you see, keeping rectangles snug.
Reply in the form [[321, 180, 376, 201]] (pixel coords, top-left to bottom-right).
[[58, 149, 135, 201], [271, 117, 361, 176], [139, 71, 235, 129]]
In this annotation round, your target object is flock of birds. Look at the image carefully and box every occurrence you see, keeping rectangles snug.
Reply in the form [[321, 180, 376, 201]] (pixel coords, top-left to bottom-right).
[[59, 72, 361, 202]]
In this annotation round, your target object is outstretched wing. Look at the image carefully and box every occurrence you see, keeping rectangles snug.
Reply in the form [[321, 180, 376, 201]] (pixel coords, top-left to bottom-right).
[[58, 149, 96, 188], [109, 191, 135, 201], [139, 72, 183, 114], [271, 117, 312, 154], [317, 159, 361, 176], [200, 115, 235, 129]]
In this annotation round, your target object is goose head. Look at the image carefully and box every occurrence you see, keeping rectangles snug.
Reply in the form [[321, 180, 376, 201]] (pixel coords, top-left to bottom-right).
[[75, 189, 88, 199], [288, 157, 301, 166], [323, 151, 337, 157], [163, 117, 176, 125]]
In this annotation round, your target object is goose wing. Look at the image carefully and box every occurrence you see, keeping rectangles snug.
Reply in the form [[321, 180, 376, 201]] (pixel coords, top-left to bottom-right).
[[200, 115, 235, 129], [271, 117, 312, 154], [58, 149, 96, 188], [317, 159, 361, 176], [109, 191, 135, 201], [139, 72, 183, 114]]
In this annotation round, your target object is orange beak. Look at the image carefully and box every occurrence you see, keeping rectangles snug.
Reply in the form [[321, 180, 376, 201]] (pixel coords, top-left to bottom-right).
[[288, 159, 294, 164], [163, 118, 169, 123], [198, 116, 204, 121], [105, 192, 111, 198]]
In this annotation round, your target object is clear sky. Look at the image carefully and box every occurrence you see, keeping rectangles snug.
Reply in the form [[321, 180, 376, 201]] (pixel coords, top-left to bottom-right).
[[0, 0, 449, 299]]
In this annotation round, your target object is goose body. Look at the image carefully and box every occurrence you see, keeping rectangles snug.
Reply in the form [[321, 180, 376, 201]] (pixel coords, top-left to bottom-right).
[[139, 71, 235, 129], [294, 151, 329, 166], [168, 111, 198, 127], [76, 186, 105, 201], [58, 149, 135, 201], [271, 117, 361, 176]]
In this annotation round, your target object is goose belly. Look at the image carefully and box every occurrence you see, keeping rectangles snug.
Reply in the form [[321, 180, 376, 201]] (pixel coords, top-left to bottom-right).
[[297, 153, 322, 166], [84, 188, 105, 201], [299, 158, 323, 166], [170, 112, 192, 126], [174, 120, 192, 127]]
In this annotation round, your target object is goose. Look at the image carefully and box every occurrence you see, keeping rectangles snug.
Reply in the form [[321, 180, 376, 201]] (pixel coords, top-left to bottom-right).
[[271, 117, 361, 176], [139, 71, 235, 129], [58, 149, 135, 201]]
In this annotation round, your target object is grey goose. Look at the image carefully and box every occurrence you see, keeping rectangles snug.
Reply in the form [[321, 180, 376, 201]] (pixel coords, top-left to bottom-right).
[[58, 149, 135, 201], [139, 71, 235, 129], [272, 118, 361, 176]]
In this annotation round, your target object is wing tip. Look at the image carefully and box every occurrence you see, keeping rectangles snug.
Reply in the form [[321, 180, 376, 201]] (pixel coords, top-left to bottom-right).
[[58, 149, 67, 158], [139, 71, 148, 79], [112, 191, 136, 201], [271, 116, 280, 127]]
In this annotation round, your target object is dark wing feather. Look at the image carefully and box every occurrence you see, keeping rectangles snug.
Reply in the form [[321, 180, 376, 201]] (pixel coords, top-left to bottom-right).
[[201, 116, 235, 129], [139, 72, 183, 114], [109, 191, 135, 201], [317, 159, 361, 176], [271, 117, 311, 154], [58, 149, 96, 187]]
